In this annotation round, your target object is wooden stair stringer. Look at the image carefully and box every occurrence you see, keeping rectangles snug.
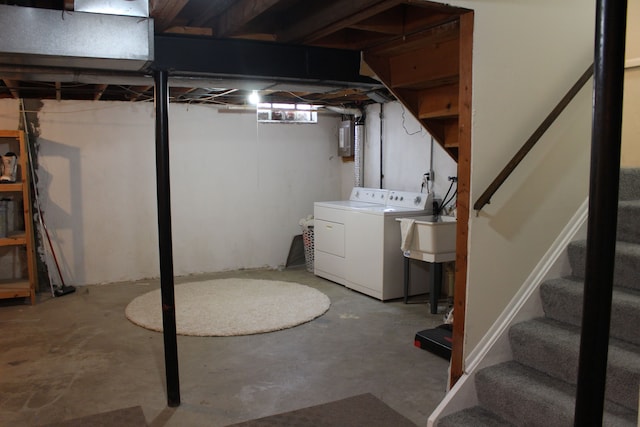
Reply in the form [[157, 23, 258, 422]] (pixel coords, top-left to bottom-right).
[[362, 18, 462, 161]]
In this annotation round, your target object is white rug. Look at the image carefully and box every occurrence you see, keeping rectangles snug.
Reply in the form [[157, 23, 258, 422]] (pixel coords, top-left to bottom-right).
[[124, 278, 331, 336]]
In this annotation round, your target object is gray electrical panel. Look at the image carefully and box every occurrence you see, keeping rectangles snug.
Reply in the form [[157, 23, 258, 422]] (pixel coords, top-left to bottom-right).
[[339, 120, 354, 157]]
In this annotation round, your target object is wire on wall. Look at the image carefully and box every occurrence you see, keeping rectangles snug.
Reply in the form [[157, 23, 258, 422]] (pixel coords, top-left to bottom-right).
[[401, 104, 422, 136]]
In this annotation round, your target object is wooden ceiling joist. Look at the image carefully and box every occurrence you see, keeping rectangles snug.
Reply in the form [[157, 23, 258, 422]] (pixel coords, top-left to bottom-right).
[[127, 85, 153, 101], [1, 79, 20, 99], [366, 18, 459, 56], [150, 0, 191, 32], [215, 0, 281, 37], [188, 0, 236, 28], [278, 0, 401, 44], [94, 84, 108, 101]]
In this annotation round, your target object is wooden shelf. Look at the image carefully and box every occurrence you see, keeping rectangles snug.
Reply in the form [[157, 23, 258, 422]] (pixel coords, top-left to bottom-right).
[[0, 233, 27, 247], [0, 280, 31, 299], [0, 182, 24, 192], [0, 130, 21, 138], [0, 130, 36, 305]]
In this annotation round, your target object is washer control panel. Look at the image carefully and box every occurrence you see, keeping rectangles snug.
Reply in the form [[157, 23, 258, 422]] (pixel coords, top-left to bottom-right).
[[387, 190, 430, 210], [350, 187, 389, 204], [349, 187, 430, 211]]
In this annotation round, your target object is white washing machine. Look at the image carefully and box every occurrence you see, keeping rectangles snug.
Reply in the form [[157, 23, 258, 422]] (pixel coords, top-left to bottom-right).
[[314, 187, 433, 300]]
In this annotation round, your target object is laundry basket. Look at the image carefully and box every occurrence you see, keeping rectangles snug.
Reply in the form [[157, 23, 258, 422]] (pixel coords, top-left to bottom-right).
[[299, 215, 314, 273], [302, 226, 314, 272]]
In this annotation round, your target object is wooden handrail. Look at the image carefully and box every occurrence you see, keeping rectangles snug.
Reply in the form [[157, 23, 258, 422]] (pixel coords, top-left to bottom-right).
[[473, 64, 594, 211]]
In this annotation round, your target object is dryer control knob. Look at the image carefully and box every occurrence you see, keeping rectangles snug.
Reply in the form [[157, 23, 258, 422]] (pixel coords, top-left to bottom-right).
[[414, 196, 422, 205]]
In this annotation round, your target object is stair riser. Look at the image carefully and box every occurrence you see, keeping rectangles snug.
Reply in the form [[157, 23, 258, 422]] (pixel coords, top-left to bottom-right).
[[475, 367, 574, 426], [617, 202, 640, 244], [540, 280, 640, 347], [619, 169, 640, 201], [568, 242, 640, 292], [510, 322, 640, 411], [475, 363, 637, 426]]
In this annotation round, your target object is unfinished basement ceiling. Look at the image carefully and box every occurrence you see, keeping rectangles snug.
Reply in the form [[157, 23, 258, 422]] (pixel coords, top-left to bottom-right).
[[0, 0, 466, 107]]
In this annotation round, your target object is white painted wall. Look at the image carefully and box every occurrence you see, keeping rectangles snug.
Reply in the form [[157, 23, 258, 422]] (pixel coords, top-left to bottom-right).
[[444, 0, 595, 360], [0, 100, 346, 285], [622, 0, 640, 166], [0, 98, 442, 286]]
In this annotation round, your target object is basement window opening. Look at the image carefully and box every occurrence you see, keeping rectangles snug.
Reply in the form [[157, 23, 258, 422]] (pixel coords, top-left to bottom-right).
[[257, 103, 318, 124]]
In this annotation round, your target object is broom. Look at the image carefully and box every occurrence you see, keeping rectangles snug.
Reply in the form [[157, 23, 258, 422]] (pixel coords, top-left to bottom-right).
[[22, 105, 75, 297]]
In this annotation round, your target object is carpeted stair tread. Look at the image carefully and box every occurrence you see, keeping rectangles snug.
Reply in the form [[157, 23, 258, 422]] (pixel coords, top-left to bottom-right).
[[540, 277, 640, 346], [619, 168, 640, 201], [568, 240, 640, 292], [475, 361, 637, 426], [509, 317, 640, 411], [438, 406, 514, 427], [617, 200, 640, 245]]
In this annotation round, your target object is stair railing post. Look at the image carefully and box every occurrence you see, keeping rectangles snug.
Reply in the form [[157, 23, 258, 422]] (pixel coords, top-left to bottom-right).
[[574, 0, 627, 424]]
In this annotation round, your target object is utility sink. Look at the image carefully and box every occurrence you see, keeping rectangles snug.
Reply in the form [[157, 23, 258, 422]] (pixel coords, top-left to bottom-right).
[[397, 215, 457, 262]]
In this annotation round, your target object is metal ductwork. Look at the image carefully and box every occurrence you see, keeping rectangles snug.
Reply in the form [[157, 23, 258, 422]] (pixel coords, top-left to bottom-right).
[[74, 0, 149, 17], [323, 106, 363, 118], [0, 4, 153, 72]]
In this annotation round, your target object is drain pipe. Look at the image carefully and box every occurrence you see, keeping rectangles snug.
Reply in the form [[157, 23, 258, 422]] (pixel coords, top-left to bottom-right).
[[574, 0, 627, 423], [354, 116, 365, 187], [379, 103, 384, 189]]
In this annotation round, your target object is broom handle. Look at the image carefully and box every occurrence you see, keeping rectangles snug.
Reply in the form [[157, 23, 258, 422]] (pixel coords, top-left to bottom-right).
[[21, 103, 66, 288], [38, 211, 66, 288]]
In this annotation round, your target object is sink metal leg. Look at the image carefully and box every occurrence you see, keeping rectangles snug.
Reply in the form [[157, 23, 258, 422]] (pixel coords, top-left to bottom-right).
[[430, 262, 443, 314], [403, 256, 410, 304]]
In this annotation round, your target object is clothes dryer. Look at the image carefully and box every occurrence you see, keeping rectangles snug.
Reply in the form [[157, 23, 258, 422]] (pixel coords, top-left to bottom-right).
[[314, 188, 433, 300]]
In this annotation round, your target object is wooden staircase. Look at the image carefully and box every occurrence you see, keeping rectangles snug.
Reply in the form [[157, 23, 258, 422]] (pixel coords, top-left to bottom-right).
[[362, 13, 472, 161]]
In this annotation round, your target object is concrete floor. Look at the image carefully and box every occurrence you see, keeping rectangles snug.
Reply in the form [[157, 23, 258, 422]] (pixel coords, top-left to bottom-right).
[[0, 267, 450, 426]]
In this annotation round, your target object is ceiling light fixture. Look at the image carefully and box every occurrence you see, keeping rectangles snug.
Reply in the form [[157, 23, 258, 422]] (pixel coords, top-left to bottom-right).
[[248, 90, 260, 105]]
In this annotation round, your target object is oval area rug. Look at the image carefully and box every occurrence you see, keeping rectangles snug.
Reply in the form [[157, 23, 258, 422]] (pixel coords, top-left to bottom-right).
[[125, 278, 331, 336]]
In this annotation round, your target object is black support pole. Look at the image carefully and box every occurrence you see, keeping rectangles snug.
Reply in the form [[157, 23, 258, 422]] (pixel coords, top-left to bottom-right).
[[574, 0, 626, 424], [154, 69, 181, 407]]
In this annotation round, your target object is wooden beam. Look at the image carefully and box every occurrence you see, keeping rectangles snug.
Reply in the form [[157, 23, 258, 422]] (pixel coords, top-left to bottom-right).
[[418, 83, 459, 119], [55, 81, 62, 101], [128, 85, 153, 101], [94, 84, 108, 101], [311, 29, 397, 51], [150, 0, 190, 32], [366, 19, 459, 57], [348, 7, 406, 35], [1, 79, 20, 99], [215, 0, 280, 37], [450, 10, 473, 388], [278, 0, 401, 44], [443, 118, 459, 146], [164, 26, 213, 36], [403, 8, 458, 33], [189, 0, 236, 28], [393, 88, 420, 112], [362, 53, 391, 83], [389, 37, 459, 89]]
